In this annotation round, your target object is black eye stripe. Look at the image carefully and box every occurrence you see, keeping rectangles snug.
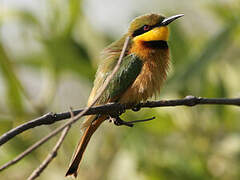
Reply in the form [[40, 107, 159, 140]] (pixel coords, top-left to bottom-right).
[[132, 21, 163, 37], [132, 25, 152, 37]]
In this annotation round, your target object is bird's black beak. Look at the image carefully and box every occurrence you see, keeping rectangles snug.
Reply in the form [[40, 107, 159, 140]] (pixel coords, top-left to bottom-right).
[[161, 14, 184, 26]]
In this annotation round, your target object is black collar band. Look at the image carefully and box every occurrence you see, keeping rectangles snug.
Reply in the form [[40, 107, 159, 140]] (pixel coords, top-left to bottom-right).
[[143, 40, 168, 49]]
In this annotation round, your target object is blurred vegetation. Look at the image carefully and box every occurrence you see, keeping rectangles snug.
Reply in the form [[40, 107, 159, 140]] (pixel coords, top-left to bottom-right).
[[1, 0, 240, 180]]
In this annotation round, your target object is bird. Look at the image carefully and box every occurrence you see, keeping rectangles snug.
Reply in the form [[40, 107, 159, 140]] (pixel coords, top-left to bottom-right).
[[66, 13, 184, 177]]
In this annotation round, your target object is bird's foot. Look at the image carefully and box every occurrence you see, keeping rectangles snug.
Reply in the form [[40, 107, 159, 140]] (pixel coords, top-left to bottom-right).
[[116, 104, 126, 116], [107, 104, 126, 124]]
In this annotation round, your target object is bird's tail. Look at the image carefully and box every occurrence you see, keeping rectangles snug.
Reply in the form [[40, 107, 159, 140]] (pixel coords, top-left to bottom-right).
[[65, 115, 106, 177]]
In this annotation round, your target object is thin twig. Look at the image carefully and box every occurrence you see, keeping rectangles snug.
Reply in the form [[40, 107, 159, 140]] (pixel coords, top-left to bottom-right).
[[1, 96, 240, 147], [27, 126, 71, 180], [0, 36, 130, 172], [27, 109, 74, 180]]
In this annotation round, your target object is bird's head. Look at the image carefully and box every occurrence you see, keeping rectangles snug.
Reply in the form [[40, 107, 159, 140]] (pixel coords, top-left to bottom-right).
[[128, 13, 184, 46]]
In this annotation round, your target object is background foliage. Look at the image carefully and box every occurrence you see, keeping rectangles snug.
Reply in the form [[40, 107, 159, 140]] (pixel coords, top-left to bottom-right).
[[1, 0, 240, 179]]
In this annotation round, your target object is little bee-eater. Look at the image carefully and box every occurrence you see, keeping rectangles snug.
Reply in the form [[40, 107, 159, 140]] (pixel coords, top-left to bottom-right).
[[66, 13, 184, 177]]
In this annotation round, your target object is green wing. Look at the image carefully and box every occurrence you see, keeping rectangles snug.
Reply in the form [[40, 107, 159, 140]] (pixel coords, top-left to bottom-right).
[[89, 54, 143, 104], [104, 54, 143, 100]]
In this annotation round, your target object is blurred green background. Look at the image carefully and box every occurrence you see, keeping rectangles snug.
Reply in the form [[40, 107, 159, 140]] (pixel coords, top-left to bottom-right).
[[1, 0, 240, 179]]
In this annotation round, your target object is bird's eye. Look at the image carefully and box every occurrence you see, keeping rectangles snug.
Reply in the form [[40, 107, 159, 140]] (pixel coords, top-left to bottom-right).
[[143, 25, 150, 31]]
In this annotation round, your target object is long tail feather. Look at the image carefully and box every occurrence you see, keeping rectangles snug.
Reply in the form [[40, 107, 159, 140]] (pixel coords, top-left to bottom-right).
[[65, 116, 106, 177]]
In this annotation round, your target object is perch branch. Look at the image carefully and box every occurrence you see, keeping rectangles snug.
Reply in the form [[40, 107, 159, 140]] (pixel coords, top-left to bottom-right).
[[1, 96, 239, 147]]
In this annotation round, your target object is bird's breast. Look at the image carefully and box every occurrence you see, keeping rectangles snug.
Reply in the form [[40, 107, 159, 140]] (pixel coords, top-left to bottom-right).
[[119, 44, 170, 104]]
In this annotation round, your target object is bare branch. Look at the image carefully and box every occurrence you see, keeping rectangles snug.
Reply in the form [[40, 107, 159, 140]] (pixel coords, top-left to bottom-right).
[[0, 36, 130, 172], [1, 96, 239, 148], [0, 96, 239, 148]]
